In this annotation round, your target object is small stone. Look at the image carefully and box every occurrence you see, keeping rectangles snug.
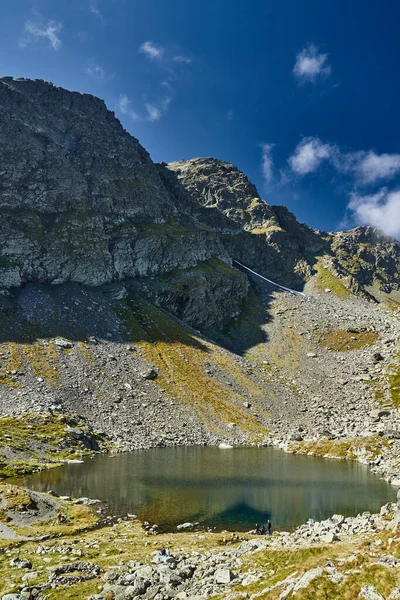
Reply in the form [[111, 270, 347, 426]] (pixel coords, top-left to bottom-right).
[[142, 368, 158, 380]]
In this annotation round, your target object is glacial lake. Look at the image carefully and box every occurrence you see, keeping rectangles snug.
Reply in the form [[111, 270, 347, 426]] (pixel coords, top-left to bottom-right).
[[15, 446, 396, 531]]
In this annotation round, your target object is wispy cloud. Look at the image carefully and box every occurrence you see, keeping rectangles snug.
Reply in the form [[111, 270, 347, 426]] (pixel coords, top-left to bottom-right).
[[346, 188, 400, 238], [20, 19, 62, 50], [86, 61, 105, 80], [125, 41, 191, 123], [139, 41, 164, 60], [118, 93, 171, 122], [293, 44, 331, 83], [118, 95, 140, 120], [289, 137, 334, 175], [90, 5, 105, 24], [172, 55, 192, 64], [260, 143, 275, 183]]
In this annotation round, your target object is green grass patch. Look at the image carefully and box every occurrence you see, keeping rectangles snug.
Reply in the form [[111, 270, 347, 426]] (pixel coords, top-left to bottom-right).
[[314, 265, 352, 299], [319, 329, 379, 351]]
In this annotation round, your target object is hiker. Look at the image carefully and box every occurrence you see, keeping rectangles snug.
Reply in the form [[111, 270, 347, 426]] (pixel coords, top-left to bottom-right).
[[251, 523, 260, 535], [157, 548, 171, 557], [57, 511, 67, 524], [267, 520, 272, 535], [259, 524, 266, 535]]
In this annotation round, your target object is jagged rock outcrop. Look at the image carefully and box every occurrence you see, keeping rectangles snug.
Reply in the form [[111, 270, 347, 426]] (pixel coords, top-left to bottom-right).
[[167, 157, 278, 230], [165, 158, 400, 295]]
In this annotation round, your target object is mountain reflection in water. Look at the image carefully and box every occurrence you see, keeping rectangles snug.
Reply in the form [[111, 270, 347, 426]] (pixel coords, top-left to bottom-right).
[[15, 446, 395, 531]]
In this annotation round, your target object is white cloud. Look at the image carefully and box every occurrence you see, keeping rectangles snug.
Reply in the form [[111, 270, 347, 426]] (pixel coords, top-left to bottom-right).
[[86, 62, 105, 80], [139, 41, 164, 60], [293, 44, 331, 83], [289, 137, 334, 175], [21, 20, 62, 50], [172, 55, 191, 64], [118, 94, 171, 122], [289, 137, 400, 187], [347, 188, 400, 238], [350, 151, 400, 184], [260, 143, 274, 183]]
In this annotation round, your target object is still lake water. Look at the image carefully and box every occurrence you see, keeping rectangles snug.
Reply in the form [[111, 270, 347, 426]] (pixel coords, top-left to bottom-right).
[[16, 446, 396, 531]]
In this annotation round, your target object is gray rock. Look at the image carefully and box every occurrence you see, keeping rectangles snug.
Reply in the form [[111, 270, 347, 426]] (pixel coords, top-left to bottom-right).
[[176, 522, 194, 531], [214, 568, 233, 584], [359, 585, 385, 600]]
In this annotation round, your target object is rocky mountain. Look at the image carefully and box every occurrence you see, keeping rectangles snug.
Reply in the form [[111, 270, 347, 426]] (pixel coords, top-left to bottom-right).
[[0, 77, 399, 480]]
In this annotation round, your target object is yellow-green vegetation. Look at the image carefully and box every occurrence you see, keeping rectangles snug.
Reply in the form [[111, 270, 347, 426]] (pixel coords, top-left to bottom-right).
[[224, 544, 353, 599], [250, 225, 284, 235], [0, 483, 32, 512], [314, 264, 352, 299], [388, 354, 400, 406], [319, 329, 379, 351], [21, 341, 59, 386], [288, 436, 389, 461], [115, 298, 268, 436], [78, 341, 93, 361], [0, 414, 108, 479], [293, 563, 396, 600], [0, 342, 24, 387]]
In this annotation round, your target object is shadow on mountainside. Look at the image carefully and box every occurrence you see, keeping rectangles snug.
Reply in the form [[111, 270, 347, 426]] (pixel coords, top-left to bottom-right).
[[210, 277, 274, 355], [0, 282, 210, 353], [0, 273, 277, 357]]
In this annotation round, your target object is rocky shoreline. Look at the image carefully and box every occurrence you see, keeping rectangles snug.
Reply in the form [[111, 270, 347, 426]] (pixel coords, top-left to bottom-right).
[[2, 490, 400, 600]]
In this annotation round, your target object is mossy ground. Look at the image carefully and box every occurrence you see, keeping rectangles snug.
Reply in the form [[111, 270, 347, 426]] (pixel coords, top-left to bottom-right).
[[288, 436, 389, 461], [388, 354, 400, 407], [0, 414, 109, 479], [313, 265, 352, 299], [319, 329, 379, 351]]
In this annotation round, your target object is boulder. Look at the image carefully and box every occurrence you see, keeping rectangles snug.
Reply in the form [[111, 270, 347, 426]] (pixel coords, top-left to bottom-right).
[[370, 409, 390, 420], [292, 567, 323, 592], [214, 568, 233, 584], [359, 585, 385, 600], [176, 522, 194, 531]]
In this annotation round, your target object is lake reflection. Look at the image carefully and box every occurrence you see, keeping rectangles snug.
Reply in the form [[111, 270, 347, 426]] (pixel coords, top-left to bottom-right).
[[15, 446, 396, 531]]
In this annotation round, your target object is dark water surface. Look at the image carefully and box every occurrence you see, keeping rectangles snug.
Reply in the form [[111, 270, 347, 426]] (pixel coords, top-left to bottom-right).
[[15, 446, 395, 531]]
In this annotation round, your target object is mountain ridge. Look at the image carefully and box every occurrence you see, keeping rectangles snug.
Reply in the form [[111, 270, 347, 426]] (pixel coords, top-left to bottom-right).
[[0, 76, 399, 480]]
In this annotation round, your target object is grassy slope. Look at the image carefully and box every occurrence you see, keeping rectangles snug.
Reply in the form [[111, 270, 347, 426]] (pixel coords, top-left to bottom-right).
[[115, 298, 270, 437], [0, 414, 109, 479]]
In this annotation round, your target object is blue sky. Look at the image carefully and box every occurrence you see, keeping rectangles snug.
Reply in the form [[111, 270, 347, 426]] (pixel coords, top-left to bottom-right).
[[2, 1, 400, 237]]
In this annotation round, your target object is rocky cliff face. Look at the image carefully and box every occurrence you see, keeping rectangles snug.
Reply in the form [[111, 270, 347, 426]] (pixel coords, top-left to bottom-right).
[[165, 157, 400, 296], [0, 77, 249, 329], [1, 77, 399, 318]]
